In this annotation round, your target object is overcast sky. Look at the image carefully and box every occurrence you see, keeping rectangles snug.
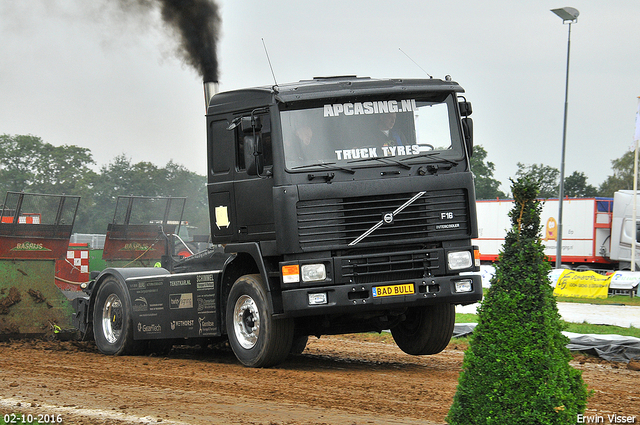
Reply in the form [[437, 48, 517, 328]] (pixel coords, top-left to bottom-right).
[[1, 0, 639, 194]]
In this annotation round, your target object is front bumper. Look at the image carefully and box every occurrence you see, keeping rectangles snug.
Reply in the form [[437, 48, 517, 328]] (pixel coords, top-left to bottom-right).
[[280, 273, 482, 317]]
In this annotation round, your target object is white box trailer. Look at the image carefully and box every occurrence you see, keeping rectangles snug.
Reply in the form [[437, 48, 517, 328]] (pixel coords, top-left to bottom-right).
[[474, 197, 616, 268], [609, 190, 640, 269]]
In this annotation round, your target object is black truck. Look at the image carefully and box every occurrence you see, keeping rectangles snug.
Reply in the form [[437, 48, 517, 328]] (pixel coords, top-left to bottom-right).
[[73, 76, 483, 367]]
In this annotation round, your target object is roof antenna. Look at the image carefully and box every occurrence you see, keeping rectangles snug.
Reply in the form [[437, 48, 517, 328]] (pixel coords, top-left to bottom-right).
[[399, 48, 432, 79], [262, 38, 279, 87]]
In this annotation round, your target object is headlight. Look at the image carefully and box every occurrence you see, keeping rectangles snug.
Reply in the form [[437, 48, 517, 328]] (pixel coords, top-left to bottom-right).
[[301, 264, 326, 282], [448, 251, 472, 270]]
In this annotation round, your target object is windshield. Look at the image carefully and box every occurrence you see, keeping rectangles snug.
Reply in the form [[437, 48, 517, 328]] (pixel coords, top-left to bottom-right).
[[280, 94, 462, 171]]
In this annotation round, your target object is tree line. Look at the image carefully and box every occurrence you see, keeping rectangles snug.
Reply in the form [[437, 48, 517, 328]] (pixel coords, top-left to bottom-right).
[[0, 134, 209, 235], [2, 134, 637, 234], [471, 145, 637, 199]]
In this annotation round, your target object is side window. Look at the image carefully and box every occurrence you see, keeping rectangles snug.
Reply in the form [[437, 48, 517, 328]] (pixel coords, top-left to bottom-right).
[[414, 102, 452, 151], [261, 115, 273, 167], [235, 126, 246, 171], [210, 119, 232, 175], [235, 113, 272, 172]]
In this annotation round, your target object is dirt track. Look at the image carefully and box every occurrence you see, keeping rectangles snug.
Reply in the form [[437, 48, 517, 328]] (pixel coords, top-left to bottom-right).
[[0, 336, 638, 425]]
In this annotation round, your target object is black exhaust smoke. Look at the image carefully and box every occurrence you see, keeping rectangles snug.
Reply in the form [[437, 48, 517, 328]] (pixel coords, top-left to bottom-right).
[[120, 0, 220, 83], [157, 0, 220, 83]]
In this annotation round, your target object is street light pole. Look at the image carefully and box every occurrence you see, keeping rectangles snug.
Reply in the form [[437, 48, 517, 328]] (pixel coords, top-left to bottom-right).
[[551, 7, 579, 269]]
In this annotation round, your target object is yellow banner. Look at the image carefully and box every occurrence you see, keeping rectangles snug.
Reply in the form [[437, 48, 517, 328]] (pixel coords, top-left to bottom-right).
[[553, 270, 611, 299]]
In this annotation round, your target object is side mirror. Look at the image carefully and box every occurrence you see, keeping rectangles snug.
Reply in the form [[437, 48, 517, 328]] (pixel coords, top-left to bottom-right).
[[241, 116, 261, 133], [228, 115, 260, 132], [244, 135, 264, 176], [458, 100, 472, 117], [462, 117, 473, 157]]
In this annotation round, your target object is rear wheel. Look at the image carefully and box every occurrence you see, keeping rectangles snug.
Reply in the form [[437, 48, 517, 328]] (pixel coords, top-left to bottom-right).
[[93, 277, 139, 355], [390, 304, 455, 355], [226, 274, 294, 367]]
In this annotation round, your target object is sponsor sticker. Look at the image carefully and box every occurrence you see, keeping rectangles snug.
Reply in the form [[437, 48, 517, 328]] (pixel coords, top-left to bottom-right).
[[170, 319, 195, 331], [334, 144, 420, 161], [324, 99, 418, 117], [198, 316, 217, 336], [137, 322, 162, 334], [169, 293, 194, 310], [197, 294, 216, 313], [133, 297, 148, 312]]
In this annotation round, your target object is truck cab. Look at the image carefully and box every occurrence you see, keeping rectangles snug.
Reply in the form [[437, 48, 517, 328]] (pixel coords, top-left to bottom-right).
[[204, 77, 482, 364]]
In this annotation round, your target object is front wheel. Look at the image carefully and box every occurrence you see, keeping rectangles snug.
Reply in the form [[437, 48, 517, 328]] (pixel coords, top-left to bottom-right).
[[390, 304, 455, 355], [226, 274, 294, 367], [92, 277, 139, 355], [290, 335, 309, 355]]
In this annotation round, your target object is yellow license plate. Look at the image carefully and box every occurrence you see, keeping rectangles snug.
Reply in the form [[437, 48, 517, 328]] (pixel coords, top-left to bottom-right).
[[372, 283, 414, 298]]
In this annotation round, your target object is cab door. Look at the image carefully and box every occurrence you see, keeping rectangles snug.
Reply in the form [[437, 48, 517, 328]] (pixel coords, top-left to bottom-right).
[[208, 117, 236, 243], [233, 112, 275, 242]]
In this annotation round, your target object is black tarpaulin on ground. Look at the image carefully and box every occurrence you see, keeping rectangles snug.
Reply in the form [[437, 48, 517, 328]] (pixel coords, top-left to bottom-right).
[[564, 332, 640, 363], [452, 324, 640, 363], [452, 323, 477, 338]]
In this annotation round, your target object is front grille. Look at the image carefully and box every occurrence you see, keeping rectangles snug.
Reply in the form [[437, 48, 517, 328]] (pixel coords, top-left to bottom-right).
[[297, 189, 469, 250], [339, 249, 441, 284]]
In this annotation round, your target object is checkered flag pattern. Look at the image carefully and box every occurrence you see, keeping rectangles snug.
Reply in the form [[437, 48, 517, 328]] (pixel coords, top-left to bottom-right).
[[67, 249, 89, 273]]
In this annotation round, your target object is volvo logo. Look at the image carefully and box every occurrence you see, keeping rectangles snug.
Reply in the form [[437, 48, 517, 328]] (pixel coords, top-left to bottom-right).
[[349, 191, 426, 246]]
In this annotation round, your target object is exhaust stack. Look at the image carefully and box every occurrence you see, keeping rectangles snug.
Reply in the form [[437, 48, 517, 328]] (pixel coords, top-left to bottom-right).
[[203, 81, 219, 111]]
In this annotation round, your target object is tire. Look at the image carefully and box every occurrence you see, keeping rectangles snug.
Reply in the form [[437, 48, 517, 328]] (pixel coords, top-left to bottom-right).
[[290, 335, 309, 355], [92, 277, 139, 355], [226, 274, 294, 367], [390, 303, 455, 355]]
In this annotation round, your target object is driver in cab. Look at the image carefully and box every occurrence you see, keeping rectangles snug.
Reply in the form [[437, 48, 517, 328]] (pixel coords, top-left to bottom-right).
[[376, 112, 407, 147]]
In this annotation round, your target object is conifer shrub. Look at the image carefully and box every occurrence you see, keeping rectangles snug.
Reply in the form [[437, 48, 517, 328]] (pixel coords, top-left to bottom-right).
[[446, 177, 588, 424]]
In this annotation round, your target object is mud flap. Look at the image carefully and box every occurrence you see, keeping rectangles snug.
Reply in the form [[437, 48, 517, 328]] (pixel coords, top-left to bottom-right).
[[71, 296, 91, 336]]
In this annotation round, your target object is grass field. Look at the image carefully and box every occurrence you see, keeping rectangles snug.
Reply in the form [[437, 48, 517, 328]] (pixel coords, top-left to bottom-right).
[[555, 294, 640, 306], [347, 289, 640, 354], [454, 312, 640, 339]]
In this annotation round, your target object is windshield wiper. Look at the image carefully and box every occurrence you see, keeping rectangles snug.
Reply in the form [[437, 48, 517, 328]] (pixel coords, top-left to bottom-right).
[[291, 162, 355, 174], [400, 152, 458, 166], [347, 156, 411, 170]]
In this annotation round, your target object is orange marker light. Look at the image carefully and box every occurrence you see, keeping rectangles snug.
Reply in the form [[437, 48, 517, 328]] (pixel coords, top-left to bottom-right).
[[282, 264, 300, 283]]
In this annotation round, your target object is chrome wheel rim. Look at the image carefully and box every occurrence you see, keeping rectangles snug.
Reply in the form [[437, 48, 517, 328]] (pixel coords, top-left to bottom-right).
[[233, 294, 260, 349], [101, 293, 123, 344]]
